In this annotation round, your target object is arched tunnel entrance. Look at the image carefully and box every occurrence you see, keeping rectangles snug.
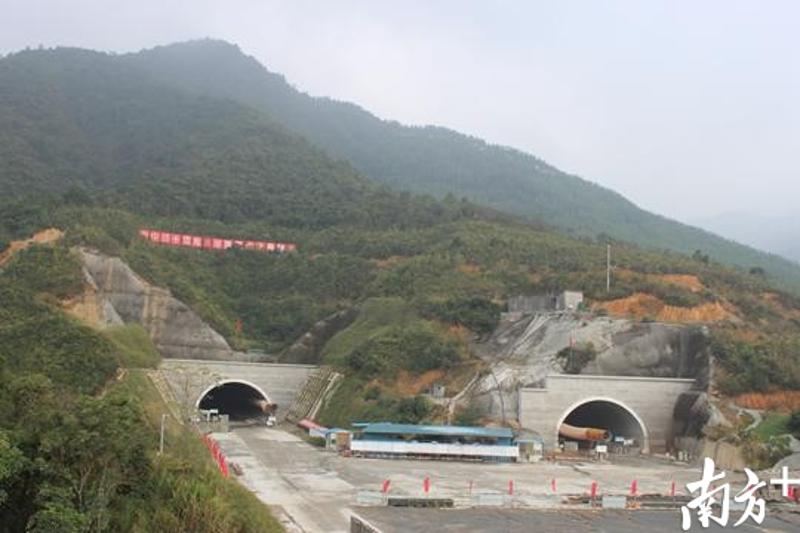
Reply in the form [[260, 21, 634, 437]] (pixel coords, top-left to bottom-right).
[[197, 381, 273, 421], [557, 399, 648, 453]]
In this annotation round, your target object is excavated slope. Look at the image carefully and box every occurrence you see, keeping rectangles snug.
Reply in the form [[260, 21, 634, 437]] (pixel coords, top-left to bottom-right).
[[80, 249, 234, 360], [471, 312, 709, 420]]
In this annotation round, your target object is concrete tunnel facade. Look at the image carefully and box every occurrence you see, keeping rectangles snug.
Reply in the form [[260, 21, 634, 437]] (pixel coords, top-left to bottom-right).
[[160, 359, 317, 420], [518, 374, 696, 453]]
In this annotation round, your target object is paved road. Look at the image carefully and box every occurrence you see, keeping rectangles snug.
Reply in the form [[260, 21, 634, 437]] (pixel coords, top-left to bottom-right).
[[354, 507, 800, 532], [213, 426, 762, 533]]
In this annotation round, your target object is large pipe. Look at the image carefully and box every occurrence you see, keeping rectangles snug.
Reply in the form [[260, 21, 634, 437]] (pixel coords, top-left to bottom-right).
[[252, 398, 277, 414], [559, 423, 610, 442]]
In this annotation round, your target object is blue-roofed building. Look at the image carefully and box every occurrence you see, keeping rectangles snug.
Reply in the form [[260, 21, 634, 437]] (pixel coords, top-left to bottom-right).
[[349, 422, 518, 461]]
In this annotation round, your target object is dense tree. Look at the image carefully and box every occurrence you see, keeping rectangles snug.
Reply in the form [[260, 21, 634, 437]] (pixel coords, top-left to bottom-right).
[[125, 39, 800, 293], [0, 241, 280, 531]]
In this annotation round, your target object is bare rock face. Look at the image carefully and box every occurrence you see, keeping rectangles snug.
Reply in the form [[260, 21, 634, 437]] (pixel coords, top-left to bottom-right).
[[673, 391, 714, 438], [80, 250, 234, 360], [62, 264, 125, 328], [471, 312, 710, 419], [584, 323, 710, 383], [281, 308, 358, 364]]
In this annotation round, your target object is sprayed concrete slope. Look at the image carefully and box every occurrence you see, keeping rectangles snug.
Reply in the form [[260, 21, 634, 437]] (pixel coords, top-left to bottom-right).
[[79, 249, 234, 360], [471, 312, 709, 420]]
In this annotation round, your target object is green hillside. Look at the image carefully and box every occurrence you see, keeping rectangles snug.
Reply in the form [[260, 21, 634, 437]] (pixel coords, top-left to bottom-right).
[[124, 39, 800, 292], [4, 42, 800, 530], [1, 44, 799, 438], [0, 45, 797, 379], [0, 245, 281, 531], [0, 47, 480, 230]]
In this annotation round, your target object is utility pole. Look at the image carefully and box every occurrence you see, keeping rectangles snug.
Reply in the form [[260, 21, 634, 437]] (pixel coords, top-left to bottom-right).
[[159, 413, 167, 455], [606, 244, 611, 293]]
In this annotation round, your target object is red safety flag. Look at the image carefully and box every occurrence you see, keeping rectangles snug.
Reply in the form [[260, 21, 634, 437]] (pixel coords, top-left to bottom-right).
[[508, 480, 514, 496], [551, 478, 557, 493], [789, 486, 796, 501], [381, 479, 391, 494], [590, 481, 598, 500], [670, 480, 676, 497], [423, 476, 431, 494], [630, 479, 638, 496]]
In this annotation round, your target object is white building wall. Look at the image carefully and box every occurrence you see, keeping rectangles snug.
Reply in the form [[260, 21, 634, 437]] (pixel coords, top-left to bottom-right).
[[351, 440, 519, 459]]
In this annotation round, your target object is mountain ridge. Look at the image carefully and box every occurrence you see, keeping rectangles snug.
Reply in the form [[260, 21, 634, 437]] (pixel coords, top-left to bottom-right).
[[694, 211, 800, 264], [122, 38, 800, 292]]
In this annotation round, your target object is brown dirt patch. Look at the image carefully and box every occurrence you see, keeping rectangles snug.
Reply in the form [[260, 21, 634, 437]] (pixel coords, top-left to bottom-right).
[[659, 274, 705, 293], [728, 328, 763, 343], [373, 256, 408, 269], [527, 272, 543, 284], [761, 292, 800, 321], [659, 301, 731, 322], [456, 263, 481, 275], [595, 292, 733, 323], [383, 369, 446, 396], [735, 391, 800, 412], [446, 324, 471, 343], [61, 287, 105, 328], [596, 292, 664, 318], [0, 228, 64, 266], [615, 268, 705, 293]]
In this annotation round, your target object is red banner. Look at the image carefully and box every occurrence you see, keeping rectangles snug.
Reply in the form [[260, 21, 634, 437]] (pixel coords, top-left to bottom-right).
[[139, 229, 296, 253]]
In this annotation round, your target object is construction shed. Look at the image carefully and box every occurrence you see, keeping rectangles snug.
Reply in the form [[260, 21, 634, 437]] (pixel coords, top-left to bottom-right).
[[349, 423, 518, 461]]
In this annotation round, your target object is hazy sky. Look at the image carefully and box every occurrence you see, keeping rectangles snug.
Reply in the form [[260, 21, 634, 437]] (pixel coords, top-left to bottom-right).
[[3, 1, 798, 222]]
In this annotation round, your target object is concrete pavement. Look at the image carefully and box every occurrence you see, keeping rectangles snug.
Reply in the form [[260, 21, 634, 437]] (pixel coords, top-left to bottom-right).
[[212, 426, 762, 533]]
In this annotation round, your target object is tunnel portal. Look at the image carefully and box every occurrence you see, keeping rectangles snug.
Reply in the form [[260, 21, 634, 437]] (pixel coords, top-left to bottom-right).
[[197, 381, 270, 421], [518, 375, 695, 453], [559, 399, 646, 450]]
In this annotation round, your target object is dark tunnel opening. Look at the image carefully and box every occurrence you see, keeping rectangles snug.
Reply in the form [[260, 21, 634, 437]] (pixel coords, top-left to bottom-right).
[[198, 382, 269, 421], [560, 400, 645, 450]]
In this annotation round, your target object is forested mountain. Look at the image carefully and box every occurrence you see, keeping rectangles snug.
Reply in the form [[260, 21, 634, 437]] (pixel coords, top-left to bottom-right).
[[2, 45, 800, 527], [0, 47, 487, 230], [123, 39, 800, 292], [0, 45, 796, 387]]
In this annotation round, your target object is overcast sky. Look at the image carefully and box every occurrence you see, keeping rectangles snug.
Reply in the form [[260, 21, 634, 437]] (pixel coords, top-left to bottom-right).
[[3, 1, 798, 222]]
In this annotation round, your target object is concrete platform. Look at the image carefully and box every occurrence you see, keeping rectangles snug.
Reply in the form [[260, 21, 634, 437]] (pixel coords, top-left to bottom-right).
[[352, 507, 800, 532], [211, 427, 767, 533]]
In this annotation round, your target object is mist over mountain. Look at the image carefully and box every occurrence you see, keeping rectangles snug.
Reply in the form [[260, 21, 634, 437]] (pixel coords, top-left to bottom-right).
[[121, 39, 800, 291], [695, 212, 800, 264], [0, 46, 482, 230], [2, 10, 800, 529], [1, 40, 798, 291]]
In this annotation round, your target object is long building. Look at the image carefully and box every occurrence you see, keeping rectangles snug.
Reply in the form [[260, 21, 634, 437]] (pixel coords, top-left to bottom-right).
[[349, 423, 519, 461]]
